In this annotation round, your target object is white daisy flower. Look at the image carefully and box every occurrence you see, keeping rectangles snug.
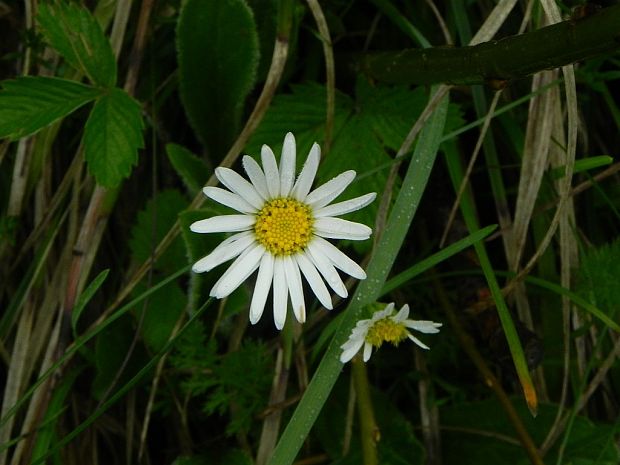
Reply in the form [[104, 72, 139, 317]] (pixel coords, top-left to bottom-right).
[[340, 303, 442, 363], [190, 132, 376, 329]]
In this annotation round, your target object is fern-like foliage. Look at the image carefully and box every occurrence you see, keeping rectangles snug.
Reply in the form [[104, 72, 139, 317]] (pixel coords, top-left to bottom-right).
[[170, 322, 273, 436]]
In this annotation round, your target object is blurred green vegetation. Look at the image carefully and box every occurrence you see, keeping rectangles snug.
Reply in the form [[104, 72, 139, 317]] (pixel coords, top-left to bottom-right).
[[0, 1, 619, 465]]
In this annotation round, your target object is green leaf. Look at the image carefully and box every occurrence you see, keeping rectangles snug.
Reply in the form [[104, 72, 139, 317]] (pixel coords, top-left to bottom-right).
[[177, 0, 260, 156], [441, 399, 620, 465], [203, 341, 272, 435], [246, 0, 278, 81], [166, 143, 210, 193], [129, 190, 187, 273], [381, 224, 498, 296], [37, 1, 117, 87], [72, 269, 109, 336], [136, 281, 187, 353], [0, 76, 100, 140], [550, 155, 613, 180], [576, 238, 620, 318], [245, 82, 353, 156], [83, 88, 144, 187]]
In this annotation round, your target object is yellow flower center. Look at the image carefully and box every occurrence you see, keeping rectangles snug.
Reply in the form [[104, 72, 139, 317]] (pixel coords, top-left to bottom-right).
[[254, 198, 313, 256], [365, 318, 409, 348]]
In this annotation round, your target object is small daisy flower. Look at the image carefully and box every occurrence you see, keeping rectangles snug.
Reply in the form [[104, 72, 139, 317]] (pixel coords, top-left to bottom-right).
[[190, 132, 376, 329], [340, 303, 442, 363]]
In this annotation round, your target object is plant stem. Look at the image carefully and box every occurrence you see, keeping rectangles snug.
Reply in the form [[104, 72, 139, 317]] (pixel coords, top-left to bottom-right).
[[351, 358, 379, 465], [359, 4, 620, 85]]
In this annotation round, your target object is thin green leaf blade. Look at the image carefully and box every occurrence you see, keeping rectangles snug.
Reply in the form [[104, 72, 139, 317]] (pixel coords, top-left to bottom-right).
[[0, 76, 99, 140], [381, 224, 498, 296], [83, 88, 144, 188], [72, 269, 110, 335], [550, 155, 613, 180], [37, 1, 117, 87], [444, 137, 538, 415], [177, 0, 259, 156]]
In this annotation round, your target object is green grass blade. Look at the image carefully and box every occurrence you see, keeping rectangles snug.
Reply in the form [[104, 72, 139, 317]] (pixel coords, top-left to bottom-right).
[[443, 147, 538, 415], [268, 90, 449, 465], [71, 269, 110, 336], [30, 296, 214, 465], [381, 224, 497, 296], [0, 265, 191, 432], [523, 275, 620, 333]]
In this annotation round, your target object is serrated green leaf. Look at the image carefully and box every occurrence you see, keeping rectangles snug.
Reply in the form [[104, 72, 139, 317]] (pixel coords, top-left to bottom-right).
[[576, 238, 620, 318], [0, 76, 100, 140], [319, 117, 390, 233], [355, 79, 427, 151], [83, 88, 144, 187], [177, 0, 259, 156], [203, 341, 272, 435], [72, 269, 109, 336], [129, 190, 187, 273], [245, 82, 353, 157], [166, 143, 209, 193], [37, 1, 117, 87]]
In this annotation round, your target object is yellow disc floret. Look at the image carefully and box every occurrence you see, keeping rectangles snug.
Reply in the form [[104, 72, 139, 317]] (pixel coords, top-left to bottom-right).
[[254, 198, 313, 256], [365, 319, 409, 348]]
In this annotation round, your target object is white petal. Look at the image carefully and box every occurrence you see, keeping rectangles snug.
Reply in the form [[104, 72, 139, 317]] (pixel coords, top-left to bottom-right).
[[314, 192, 377, 218], [203, 186, 256, 214], [404, 320, 442, 334], [261, 144, 280, 198], [192, 231, 254, 272], [311, 236, 366, 280], [362, 342, 373, 362], [371, 304, 394, 322], [273, 258, 288, 329], [279, 132, 296, 197], [393, 304, 410, 322], [382, 302, 396, 315], [190, 215, 255, 233], [408, 333, 430, 350], [294, 253, 333, 310], [314, 217, 372, 240], [210, 244, 264, 298], [242, 156, 269, 200], [306, 240, 348, 298], [249, 253, 274, 325], [340, 338, 364, 363], [284, 255, 305, 323], [215, 167, 264, 209], [291, 143, 320, 201], [306, 170, 356, 209]]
